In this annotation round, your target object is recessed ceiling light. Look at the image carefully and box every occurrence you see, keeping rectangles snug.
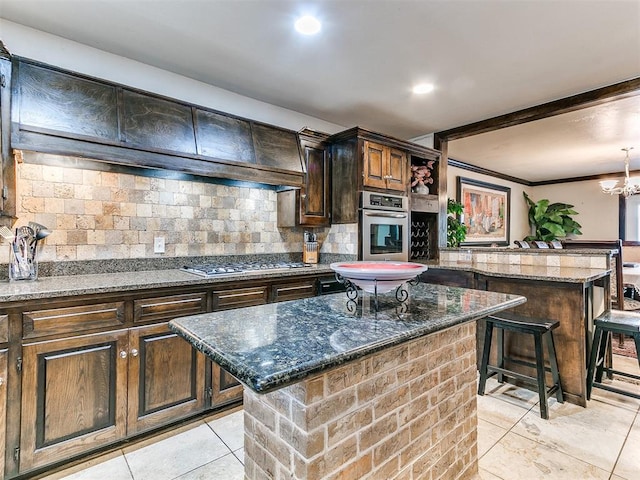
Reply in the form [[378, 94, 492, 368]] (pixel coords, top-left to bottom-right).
[[413, 83, 435, 94], [295, 15, 321, 35]]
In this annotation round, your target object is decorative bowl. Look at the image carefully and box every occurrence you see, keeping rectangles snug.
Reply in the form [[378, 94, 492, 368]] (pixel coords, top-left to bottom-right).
[[330, 261, 429, 293]]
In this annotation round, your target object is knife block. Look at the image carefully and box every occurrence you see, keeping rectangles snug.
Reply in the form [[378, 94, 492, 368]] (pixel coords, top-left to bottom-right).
[[303, 241, 318, 264]]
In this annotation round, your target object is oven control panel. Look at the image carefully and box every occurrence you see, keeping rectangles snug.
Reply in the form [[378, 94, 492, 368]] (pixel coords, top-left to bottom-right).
[[361, 191, 408, 211]]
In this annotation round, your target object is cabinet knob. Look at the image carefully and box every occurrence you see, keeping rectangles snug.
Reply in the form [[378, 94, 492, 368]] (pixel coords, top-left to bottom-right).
[[131, 348, 139, 357], [301, 194, 307, 199], [0, 377, 4, 386], [120, 350, 128, 359]]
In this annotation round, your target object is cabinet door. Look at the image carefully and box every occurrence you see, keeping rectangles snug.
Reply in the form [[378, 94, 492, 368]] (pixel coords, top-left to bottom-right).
[[299, 140, 330, 226], [127, 323, 205, 435], [121, 89, 197, 155], [1, 54, 14, 217], [20, 330, 128, 473], [363, 140, 388, 189], [363, 141, 408, 192], [211, 362, 243, 407], [195, 109, 255, 163], [0, 349, 6, 479], [16, 62, 119, 142], [386, 148, 408, 192], [251, 123, 303, 173]]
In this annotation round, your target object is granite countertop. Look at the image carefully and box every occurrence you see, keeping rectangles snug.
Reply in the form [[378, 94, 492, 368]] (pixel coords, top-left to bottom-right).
[[169, 283, 526, 393], [440, 247, 618, 255], [0, 264, 335, 303], [427, 261, 609, 283]]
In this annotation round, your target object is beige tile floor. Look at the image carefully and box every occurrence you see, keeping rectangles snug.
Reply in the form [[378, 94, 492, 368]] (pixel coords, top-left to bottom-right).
[[35, 368, 640, 480]]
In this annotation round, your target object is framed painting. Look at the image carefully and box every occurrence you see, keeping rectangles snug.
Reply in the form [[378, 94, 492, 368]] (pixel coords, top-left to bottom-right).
[[457, 177, 511, 246]]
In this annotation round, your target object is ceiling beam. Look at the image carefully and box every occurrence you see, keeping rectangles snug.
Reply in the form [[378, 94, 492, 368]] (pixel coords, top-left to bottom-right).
[[434, 77, 640, 142]]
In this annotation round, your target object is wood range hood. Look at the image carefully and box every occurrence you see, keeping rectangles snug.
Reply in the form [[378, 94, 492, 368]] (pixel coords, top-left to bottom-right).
[[10, 57, 306, 188]]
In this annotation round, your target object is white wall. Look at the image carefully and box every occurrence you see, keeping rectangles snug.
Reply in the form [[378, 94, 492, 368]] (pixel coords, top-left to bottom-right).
[[0, 20, 345, 134], [447, 166, 532, 245], [447, 168, 619, 243], [532, 179, 619, 240]]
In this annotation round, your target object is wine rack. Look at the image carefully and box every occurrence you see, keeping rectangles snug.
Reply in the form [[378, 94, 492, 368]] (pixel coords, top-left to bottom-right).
[[410, 212, 437, 260]]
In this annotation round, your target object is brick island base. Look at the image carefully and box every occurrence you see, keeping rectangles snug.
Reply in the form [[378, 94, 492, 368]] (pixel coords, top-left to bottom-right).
[[243, 322, 478, 480]]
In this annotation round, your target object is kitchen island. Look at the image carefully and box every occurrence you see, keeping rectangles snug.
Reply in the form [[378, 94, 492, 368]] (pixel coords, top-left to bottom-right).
[[169, 282, 525, 480]]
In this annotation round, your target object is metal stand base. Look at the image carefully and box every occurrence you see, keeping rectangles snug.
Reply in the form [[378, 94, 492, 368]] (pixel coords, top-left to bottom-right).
[[334, 274, 420, 312]]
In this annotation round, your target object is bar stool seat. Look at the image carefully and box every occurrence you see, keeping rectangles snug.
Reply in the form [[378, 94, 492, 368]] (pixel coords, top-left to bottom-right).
[[478, 311, 564, 419], [587, 310, 640, 400]]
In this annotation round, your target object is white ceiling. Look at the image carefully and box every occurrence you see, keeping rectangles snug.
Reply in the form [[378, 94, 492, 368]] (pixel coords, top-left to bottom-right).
[[1, 0, 639, 182]]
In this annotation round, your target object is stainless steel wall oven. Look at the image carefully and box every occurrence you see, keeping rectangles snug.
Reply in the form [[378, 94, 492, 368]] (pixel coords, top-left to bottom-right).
[[359, 191, 409, 261]]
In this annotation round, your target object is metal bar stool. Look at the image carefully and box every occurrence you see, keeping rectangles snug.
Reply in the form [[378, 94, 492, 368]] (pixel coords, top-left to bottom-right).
[[478, 312, 564, 419], [587, 310, 640, 400]]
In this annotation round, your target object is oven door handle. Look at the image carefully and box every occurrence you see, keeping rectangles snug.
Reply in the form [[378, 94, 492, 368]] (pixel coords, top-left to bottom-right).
[[363, 211, 408, 219]]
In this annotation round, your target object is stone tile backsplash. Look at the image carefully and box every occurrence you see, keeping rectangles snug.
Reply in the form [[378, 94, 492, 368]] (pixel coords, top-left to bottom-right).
[[5, 153, 358, 264]]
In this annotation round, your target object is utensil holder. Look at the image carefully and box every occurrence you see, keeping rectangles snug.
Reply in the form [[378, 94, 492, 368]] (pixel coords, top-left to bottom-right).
[[9, 244, 37, 281]]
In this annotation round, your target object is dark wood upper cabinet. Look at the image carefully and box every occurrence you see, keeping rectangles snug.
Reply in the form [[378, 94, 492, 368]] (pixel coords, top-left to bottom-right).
[[0, 42, 15, 220], [251, 123, 303, 172], [16, 62, 118, 142], [362, 140, 408, 192], [195, 109, 255, 164], [301, 140, 330, 223], [330, 127, 439, 223], [277, 129, 330, 227], [11, 58, 304, 187], [121, 90, 196, 154]]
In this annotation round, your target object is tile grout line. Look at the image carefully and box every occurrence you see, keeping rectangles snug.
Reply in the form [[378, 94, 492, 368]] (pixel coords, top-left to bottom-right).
[[167, 452, 241, 480], [476, 391, 538, 480], [505, 429, 612, 477], [517, 389, 634, 477], [121, 448, 136, 480], [607, 407, 639, 480], [204, 419, 240, 459]]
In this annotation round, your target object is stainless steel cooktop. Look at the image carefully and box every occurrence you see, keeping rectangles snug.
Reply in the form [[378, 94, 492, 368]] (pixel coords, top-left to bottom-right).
[[182, 261, 311, 277]]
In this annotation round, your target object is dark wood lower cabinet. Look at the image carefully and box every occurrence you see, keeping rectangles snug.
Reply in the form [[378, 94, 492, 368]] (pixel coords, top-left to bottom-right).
[[211, 363, 243, 407], [2, 273, 325, 478], [19, 330, 129, 472], [127, 323, 205, 435]]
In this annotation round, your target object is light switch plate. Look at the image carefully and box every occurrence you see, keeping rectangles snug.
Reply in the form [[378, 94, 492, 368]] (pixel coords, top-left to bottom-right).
[[154, 236, 165, 254]]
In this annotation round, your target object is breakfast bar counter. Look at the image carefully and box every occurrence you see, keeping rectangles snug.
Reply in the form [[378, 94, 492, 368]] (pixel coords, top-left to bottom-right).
[[422, 261, 611, 407], [169, 283, 525, 479]]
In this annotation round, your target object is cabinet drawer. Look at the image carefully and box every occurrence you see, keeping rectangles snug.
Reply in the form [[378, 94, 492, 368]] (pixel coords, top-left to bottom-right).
[[23, 302, 125, 339], [272, 280, 317, 302], [0, 314, 7, 343], [213, 286, 268, 310], [411, 194, 438, 213], [134, 292, 207, 323]]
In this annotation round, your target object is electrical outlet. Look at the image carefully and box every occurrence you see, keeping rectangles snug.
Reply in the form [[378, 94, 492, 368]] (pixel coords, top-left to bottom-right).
[[153, 236, 165, 254]]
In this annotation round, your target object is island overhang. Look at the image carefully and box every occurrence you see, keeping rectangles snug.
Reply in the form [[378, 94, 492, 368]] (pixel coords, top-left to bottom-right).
[[169, 283, 525, 394]]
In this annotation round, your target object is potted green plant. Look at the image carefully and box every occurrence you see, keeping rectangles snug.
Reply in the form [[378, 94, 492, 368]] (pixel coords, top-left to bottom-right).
[[523, 192, 582, 242], [447, 198, 467, 247]]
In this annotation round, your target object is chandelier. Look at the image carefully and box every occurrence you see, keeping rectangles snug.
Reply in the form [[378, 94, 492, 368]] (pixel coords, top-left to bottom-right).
[[600, 147, 640, 197]]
